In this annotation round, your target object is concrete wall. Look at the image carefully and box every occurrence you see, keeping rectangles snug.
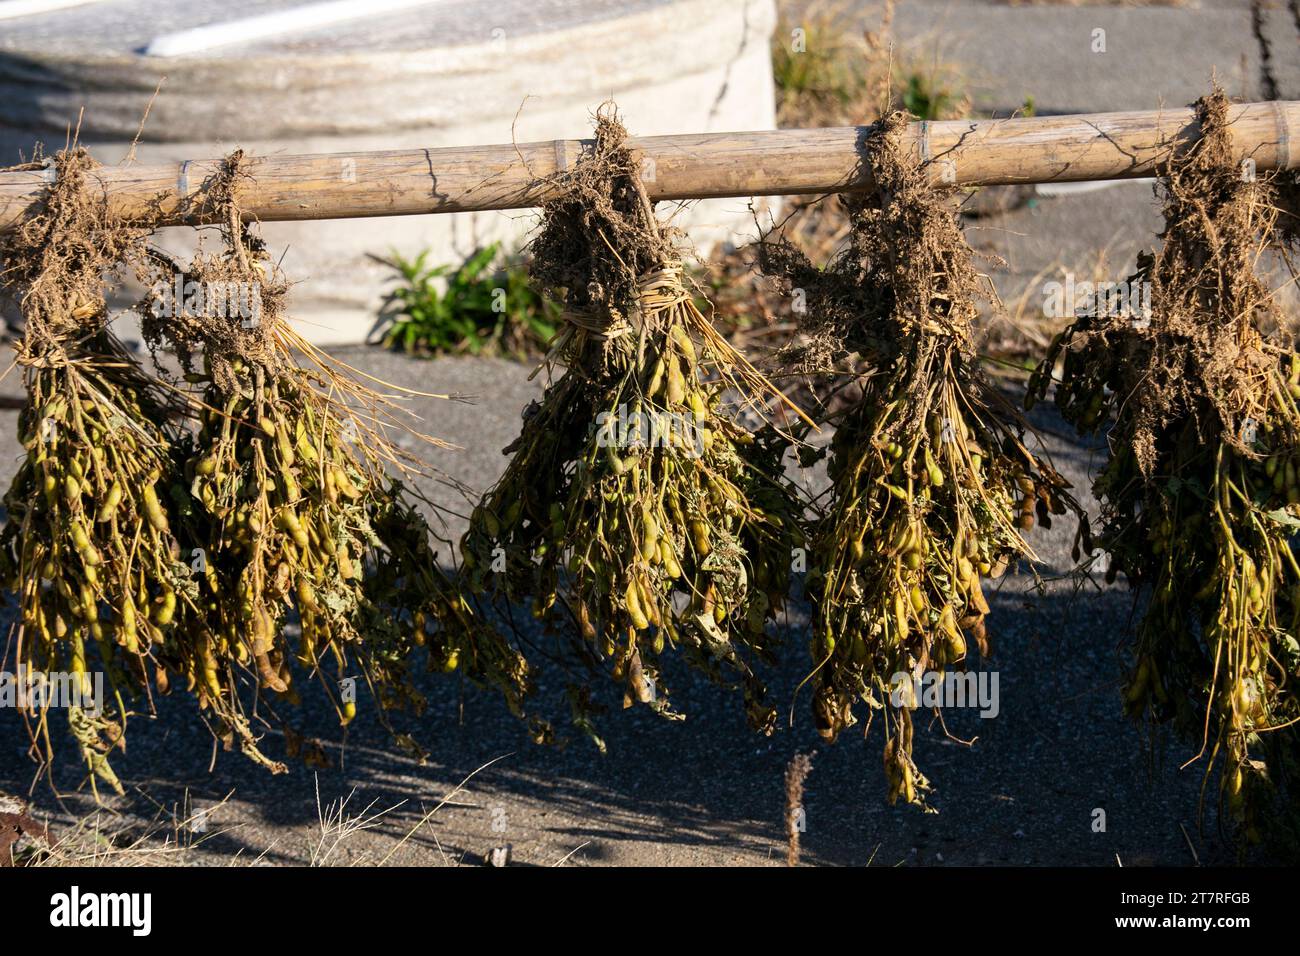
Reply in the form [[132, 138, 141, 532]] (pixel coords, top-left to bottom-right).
[[0, 0, 780, 344]]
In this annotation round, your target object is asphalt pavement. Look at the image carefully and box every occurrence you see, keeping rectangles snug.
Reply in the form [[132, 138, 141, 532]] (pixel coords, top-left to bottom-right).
[[3, 0, 1296, 866], [0, 348, 1261, 866]]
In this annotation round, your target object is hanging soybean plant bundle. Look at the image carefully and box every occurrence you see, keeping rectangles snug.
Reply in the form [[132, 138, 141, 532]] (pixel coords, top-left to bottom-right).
[[139, 156, 530, 767], [0, 149, 192, 793], [764, 114, 1077, 808], [1028, 90, 1300, 839], [461, 110, 806, 736]]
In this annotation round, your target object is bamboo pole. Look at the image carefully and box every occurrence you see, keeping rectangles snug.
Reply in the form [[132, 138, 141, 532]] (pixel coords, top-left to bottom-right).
[[1, 101, 1296, 233]]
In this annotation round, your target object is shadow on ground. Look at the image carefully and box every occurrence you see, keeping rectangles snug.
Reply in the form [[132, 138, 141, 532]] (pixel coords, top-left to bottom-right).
[[0, 358, 1271, 867]]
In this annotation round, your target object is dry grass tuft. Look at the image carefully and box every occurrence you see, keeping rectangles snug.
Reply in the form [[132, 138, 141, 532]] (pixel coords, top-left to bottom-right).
[[784, 750, 814, 866], [31, 793, 236, 867]]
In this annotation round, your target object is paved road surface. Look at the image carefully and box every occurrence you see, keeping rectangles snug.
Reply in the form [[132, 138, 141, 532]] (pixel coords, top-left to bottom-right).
[[3, 0, 1295, 865], [0, 347, 1260, 866]]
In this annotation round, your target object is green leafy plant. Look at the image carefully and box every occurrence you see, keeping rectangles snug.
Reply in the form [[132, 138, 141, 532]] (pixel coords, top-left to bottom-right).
[[771, 10, 875, 125], [900, 70, 961, 122], [771, 1, 971, 128], [380, 243, 560, 358]]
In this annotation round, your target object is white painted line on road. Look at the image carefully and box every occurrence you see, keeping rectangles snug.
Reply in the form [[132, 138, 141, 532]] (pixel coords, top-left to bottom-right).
[[0, 0, 104, 20], [1035, 178, 1154, 197], [142, 0, 446, 57]]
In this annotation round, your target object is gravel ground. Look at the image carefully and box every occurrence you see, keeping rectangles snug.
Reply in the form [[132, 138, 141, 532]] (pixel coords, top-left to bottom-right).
[[886, 0, 1297, 118]]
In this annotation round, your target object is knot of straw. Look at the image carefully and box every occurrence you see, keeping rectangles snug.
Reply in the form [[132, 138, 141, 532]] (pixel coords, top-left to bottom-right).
[[632, 262, 692, 322], [15, 343, 69, 370], [560, 302, 632, 340], [13, 314, 90, 369], [557, 260, 691, 342]]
